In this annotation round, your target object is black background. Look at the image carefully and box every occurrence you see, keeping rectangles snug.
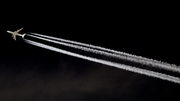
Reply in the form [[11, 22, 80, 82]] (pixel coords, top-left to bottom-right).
[[1, 2, 180, 101]]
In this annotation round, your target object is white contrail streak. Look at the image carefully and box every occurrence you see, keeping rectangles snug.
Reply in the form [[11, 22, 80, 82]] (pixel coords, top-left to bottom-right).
[[24, 39, 180, 84], [27, 33, 180, 73]]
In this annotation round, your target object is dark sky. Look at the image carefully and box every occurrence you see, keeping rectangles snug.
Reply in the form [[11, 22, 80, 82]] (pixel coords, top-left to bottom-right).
[[1, 2, 180, 101]]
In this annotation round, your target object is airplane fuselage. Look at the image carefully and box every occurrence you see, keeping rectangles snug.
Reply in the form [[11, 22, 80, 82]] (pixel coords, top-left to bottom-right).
[[7, 31, 23, 37], [7, 28, 26, 40]]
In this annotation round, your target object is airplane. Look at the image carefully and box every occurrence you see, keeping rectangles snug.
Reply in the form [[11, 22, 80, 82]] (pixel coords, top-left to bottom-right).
[[7, 28, 26, 41]]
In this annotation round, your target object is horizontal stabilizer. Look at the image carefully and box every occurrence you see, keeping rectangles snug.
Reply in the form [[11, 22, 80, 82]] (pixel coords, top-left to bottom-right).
[[22, 33, 26, 38]]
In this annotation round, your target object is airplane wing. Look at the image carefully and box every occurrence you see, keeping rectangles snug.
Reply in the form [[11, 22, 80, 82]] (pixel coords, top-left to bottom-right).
[[16, 28, 23, 33], [12, 35, 16, 40]]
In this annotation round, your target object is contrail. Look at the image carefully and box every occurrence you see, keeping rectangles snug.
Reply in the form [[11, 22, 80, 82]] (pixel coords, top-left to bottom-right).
[[24, 39, 180, 84], [27, 33, 180, 73]]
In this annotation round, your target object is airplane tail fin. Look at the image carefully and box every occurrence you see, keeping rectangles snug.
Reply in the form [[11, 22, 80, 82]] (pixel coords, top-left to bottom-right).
[[22, 33, 26, 38]]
